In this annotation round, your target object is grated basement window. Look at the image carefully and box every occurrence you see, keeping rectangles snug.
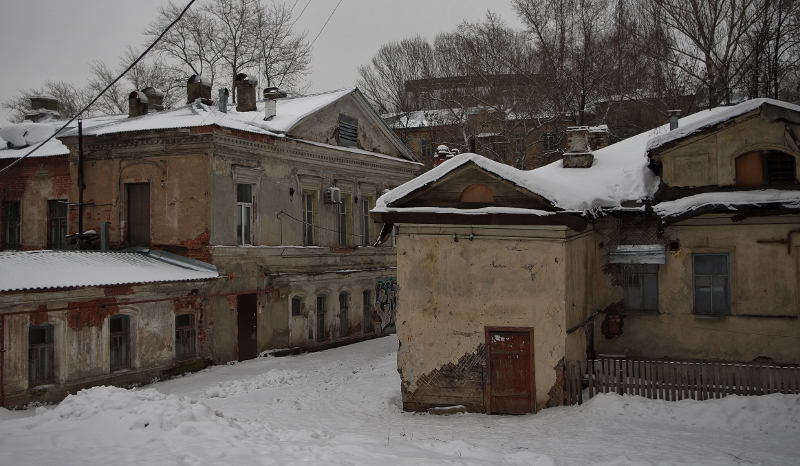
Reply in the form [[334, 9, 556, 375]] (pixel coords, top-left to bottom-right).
[[316, 295, 327, 342], [766, 152, 796, 184], [338, 114, 358, 148]]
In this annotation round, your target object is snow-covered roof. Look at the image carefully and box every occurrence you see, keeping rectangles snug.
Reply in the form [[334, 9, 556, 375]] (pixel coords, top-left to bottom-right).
[[378, 101, 798, 215], [653, 190, 800, 219], [646, 98, 800, 153], [63, 88, 354, 138], [0, 115, 127, 160], [0, 250, 218, 292]]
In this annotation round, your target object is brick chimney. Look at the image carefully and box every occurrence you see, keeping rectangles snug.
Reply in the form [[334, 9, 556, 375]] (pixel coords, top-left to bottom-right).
[[128, 91, 149, 118], [234, 73, 258, 112], [433, 144, 455, 167], [141, 87, 164, 112], [187, 75, 212, 105], [562, 126, 594, 168], [588, 125, 609, 150], [25, 95, 60, 121]]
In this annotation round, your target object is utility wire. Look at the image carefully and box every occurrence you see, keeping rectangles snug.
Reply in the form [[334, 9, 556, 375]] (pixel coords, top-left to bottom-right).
[[290, 0, 312, 28], [0, 0, 198, 177], [310, 0, 342, 46], [278, 210, 371, 240]]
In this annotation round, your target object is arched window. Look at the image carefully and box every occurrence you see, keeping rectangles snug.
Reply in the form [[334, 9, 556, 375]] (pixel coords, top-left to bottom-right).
[[291, 296, 304, 317], [736, 150, 796, 186], [460, 183, 495, 204], [316, 295, 327, 342], [339, 292, 350, 337]]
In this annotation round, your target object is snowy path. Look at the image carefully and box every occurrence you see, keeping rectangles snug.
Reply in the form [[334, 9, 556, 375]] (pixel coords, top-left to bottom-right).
[[1, 335, 798, 465]]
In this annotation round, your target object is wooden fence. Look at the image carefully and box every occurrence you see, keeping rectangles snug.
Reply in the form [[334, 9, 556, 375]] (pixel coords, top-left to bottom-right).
[[564, 359, 800, 405]]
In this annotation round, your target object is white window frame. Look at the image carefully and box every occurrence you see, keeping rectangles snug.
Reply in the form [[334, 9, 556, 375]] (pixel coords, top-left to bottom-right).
[[236, 183, 253, 245]]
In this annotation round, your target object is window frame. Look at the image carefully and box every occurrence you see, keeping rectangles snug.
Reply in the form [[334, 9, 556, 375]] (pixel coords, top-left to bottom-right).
[[361, 198, 372, 247], [48, 200, 68, 250], [175, 313, 197, 359], [362, 289, 373, 334], [291, 295, 304, 317], [109, 314, 131, 370], [338, 194, 349, 246], [622, 264, 659, 314], [693, 253, 730, 316], [236, 183, 253, 246], [302, 191, 316, 246], [28, 324, 54, 385], [316, 294, 327, 342], [339, 292, 349, 337], [3, 201, 21, 250]]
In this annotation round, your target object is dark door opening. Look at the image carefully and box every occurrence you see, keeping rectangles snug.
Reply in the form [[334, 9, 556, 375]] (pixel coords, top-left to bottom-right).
[[237, 294, 258, 361], [485, 327, 535, 414], [127, 183, 150, 247]]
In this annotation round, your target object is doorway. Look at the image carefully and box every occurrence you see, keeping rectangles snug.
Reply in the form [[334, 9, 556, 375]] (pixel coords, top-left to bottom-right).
[[237, 294, 258, 361], [485, 327, 535, 414], [127, 183, 150, 247]]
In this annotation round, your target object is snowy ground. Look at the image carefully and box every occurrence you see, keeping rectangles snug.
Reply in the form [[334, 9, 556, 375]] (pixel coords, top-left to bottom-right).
[[0, 335, 798, 465]]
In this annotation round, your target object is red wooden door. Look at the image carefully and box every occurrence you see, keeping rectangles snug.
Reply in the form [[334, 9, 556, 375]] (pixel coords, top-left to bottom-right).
[[485, 327, 535, 414], [237, 294, 258, 361]]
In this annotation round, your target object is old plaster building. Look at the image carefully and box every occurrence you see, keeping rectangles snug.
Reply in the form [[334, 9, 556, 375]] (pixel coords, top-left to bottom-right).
[[372, 98, 800, 414], [0, 79, 420, 405]]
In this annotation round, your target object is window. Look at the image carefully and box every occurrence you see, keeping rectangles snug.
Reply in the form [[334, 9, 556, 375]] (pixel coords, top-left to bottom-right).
[[291, 296, 304, 317], [361, 199, 372, 246], [28, 325, 53, 384], [127, 183, 150, 247], [339, 292, 349, 337], [338, 196, 348, 246], [302, 192, 315, 246], [736, 150, 797, 186], [236, 183, 252, 245], [338, 114, 358, 148], [363, 290, 373, 333], [316, 295, 327, 342], [175, 314, 197, 359], [3, 201, 20, 250], [109, 315, 130, 370], [694, 254, 729, 315], [48, 200, 67, 250], [623, 264, 659, 313], [542, 131, 559, 152], [420, 140, 433, 160]]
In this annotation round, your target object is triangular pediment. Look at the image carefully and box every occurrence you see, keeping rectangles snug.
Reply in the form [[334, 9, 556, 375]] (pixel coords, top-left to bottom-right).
[[390, 162, 557, 210]]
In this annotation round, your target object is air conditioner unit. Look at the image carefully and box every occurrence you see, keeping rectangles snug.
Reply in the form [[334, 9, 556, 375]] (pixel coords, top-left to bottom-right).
[[325, 187, 341, 204]]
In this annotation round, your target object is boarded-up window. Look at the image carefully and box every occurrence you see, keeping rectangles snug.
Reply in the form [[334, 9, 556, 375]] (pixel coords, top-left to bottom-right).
[[460, 183, 495, 204], [736, 151, 796, 186], [48, 200, 67, 250], [127, 183, 150, 247], [3, 201, 21, 250], [338, 114, 358, 148], [110, 315, 130, 370], [623, 264, 659, 313], [316, 295, 327, 342], [29, 325, 54, 384], [694, 254, 729, 315]]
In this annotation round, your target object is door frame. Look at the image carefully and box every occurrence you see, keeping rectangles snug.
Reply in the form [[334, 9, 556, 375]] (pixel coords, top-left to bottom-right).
[[484, 326, 536, 414]]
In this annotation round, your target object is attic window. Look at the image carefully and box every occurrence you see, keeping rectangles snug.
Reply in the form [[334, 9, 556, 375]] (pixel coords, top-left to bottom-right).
[[735, 150, 796, 186], [460, 183, 494, 204], [338, 114, 358, 148]]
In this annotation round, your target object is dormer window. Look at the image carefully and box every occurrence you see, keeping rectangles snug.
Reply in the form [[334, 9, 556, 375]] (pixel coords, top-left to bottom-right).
[[338, 114, 358, 148], [735, 150, 796, 186]]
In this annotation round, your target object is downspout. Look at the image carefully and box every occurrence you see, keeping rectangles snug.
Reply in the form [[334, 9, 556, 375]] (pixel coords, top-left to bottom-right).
[[78, 120, 84, 250]]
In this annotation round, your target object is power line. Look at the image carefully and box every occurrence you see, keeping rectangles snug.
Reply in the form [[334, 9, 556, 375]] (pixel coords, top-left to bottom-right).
[[0, 0, 199, 177], [290, 0, 312, 28], [310, 0, 343, 46]]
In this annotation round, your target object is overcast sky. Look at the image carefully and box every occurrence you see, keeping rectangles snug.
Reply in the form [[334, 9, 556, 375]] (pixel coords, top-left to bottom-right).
[[0, 0, 523, 125]]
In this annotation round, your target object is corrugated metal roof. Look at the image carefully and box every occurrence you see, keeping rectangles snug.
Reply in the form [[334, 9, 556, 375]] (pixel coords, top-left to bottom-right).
[[0, 250, 218, 292], [608, 244, 666, 264]]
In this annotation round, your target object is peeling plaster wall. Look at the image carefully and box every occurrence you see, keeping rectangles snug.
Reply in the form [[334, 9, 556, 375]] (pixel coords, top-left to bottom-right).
[[595, 215, 800, 364], [396, 224, 586, 412]]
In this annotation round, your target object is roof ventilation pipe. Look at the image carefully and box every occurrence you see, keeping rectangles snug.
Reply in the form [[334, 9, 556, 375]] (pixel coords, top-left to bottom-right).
[[234, 73, 258, 112], [262, 87, 287, 121], [668, 109, 681, 131], [218, 88, 229, 113]]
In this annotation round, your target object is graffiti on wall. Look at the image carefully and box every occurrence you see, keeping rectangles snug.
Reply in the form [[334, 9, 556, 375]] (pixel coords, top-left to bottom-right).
[[375, 277, 397, 330]]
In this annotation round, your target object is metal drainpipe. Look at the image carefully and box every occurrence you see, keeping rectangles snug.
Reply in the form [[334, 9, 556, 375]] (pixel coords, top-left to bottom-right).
[[1, 314, 5, 407], [78, 120, 84, 250]]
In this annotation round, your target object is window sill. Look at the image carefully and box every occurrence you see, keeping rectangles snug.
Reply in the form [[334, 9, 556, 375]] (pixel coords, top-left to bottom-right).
[[694, 314, 728, 320]]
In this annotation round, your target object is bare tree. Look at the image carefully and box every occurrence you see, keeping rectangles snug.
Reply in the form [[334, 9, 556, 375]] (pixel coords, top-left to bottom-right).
[[2, 81, 92, 123]]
